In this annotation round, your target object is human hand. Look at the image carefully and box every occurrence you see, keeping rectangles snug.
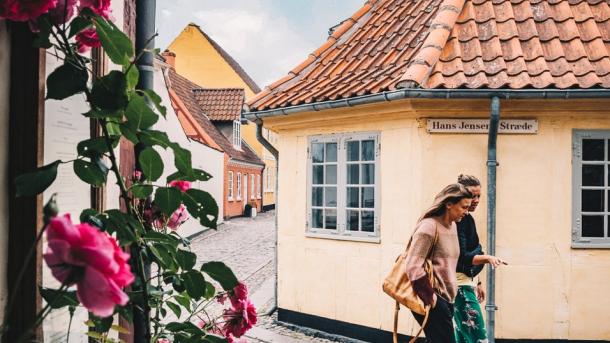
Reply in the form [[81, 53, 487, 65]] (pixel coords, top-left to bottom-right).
[[486, 255, 506, 269], [476, 284, 485, 303]]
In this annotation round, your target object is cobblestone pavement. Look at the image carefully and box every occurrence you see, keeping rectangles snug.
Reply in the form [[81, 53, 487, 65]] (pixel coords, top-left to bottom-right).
[[189, 211, 358, 343]]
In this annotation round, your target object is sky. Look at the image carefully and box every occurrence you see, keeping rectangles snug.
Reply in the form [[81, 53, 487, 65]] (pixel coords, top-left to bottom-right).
[[156, 0, 363, 88]]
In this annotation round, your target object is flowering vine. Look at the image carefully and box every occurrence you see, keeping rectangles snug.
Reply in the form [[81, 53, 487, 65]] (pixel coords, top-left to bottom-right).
[[0, 1, 257, 342]]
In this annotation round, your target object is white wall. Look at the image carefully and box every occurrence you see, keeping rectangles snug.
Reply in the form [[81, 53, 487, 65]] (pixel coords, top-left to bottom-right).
[[153, 63, 225, 238]]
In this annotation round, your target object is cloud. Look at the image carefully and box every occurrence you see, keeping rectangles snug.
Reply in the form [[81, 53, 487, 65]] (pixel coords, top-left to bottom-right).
[[161, 9, 172, 18]]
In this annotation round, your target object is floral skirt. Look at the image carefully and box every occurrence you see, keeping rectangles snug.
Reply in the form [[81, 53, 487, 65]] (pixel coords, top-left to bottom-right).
[[454, 286, 488, 343]]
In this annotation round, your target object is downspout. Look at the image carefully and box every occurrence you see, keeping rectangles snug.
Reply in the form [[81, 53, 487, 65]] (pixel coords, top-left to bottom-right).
[[486, 96, 500, 343], [133, 1, 156, 342], [254, 119, 279, 314]]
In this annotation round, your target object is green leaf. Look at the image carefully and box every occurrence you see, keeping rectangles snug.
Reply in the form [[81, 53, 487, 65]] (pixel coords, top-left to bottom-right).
[[181, 270, 206, 300], [182, 189, 219, 229], [68, 16, 92, 38], [167, 168, 213, 183], [80, 208, 104, 229], [201, 262, 238, 291], [149, 244, 177, 270], [142, 89, 167, 117], [90, 71, 128, 112], [125, 65, 139, 90], [201, 334, 228, 343], [143, 230, 180, 248], [119, 123, 139, 144], [125, 95, 158, 130], [139, 130, 170, 148], [130, 184, 153, 198], [203, 281, 216, 300], [46, 62, 88, 100], [110, 325, 130, 334], [85, 109, 123, 119], [103, 209, 140, 244], [77, 137, 117, 157], [93, 15, 134, 66], [33, 16, 53, 48], [138, 147, 163, 181], [176, 250, 197, 271], [40, 288, 79, 309], [170, 144, 192, 176], [174, 294, 191, 311], [15, 160, 60, 196], [166, 322, 202, 335], [166, 301, 182, 318], [155, 187, 182, 216], [73, 159, 107, 187], [192, 169, 213, 181]]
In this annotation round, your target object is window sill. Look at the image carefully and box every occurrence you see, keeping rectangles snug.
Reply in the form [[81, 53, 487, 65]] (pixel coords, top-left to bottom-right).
[[228, 198, 234, 202], [572, 242, 610, 249], [264, 190, 274, 193], [305, 232, 380, 244], [236, 198, 242, 201]]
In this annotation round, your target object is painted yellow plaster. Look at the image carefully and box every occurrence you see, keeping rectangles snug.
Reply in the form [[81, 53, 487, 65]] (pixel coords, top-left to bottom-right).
[[271, 99, 610, 340]]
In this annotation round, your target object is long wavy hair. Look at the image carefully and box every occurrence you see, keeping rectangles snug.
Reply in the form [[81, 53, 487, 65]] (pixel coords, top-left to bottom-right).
[[419, 183, 473, 221]]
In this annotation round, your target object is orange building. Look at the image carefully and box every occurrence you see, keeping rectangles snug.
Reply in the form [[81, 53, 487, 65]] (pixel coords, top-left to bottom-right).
[[163, 53, 264, 218]]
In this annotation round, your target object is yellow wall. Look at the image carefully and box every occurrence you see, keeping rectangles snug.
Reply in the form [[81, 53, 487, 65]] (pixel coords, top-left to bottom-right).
[[265, 98, 610, 341], [167, 24, 276, 206]]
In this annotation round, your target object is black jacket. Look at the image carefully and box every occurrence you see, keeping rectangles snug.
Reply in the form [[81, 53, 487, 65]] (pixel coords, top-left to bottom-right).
[[456, 213, 484, 277]]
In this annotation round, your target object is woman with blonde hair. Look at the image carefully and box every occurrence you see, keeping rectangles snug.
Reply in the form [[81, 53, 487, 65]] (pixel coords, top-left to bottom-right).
[[405, 183, 473, 343]]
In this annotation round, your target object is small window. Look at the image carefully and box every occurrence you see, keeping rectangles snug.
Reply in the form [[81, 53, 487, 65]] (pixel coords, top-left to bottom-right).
[[251, 174, 255, 199], [307, 132, 380, 242], [573, 130, 610, 248], [233, 121, 241, 149], [236, 172, 242, 200], [257, 174, 261, 198], [228, 171, 234, 200]]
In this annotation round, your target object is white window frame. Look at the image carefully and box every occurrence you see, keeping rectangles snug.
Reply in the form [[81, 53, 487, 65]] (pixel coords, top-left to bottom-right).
[[265, 167, 274, 192], [233, 120, 241, 149], [236, 172, 242, 200], [250, 174, 255, 199], [306, 132, 380, 243], [228, 171, 234, 200], [257, 174, 261, 198], [572, 130, 610, 248]]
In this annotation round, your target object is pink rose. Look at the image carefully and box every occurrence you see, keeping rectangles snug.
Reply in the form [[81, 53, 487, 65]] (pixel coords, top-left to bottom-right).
[[157, 339, 171, 343], [75, 27, 101, 53], [169, 180, 191, 192], [222, 299, 257, 338], [167, 204, 189, 230], [0, 0, 57, 22], [133, 170, 142, 181], [78, 0, 111, 19], [47, 0, 77, 24], [43, 214, 135, 317], [229, 283, 248, 308]]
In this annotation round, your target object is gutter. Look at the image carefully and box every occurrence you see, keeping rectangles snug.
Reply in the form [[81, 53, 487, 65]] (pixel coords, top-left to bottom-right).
[[254, 119, 279, 314], [486, 97, 500, 343], [244, 88, 610, 120]]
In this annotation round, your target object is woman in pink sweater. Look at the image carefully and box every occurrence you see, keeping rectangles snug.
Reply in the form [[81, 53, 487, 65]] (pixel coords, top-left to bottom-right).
[[404, 183, 473, 343]]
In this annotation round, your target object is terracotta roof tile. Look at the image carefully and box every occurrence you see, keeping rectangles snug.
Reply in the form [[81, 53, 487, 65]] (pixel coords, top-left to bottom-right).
[[248, 0, 610, 111], [192, 88, 244, 122]]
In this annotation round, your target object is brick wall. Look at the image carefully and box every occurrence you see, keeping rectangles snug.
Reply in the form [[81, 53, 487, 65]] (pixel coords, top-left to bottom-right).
[[223, 159, 263, 219]]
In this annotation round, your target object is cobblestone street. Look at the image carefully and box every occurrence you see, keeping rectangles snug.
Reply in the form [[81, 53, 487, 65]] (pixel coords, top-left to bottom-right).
[[190, 211, 362, 343]]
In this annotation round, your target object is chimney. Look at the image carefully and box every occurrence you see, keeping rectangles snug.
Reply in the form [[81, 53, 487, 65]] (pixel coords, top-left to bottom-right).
[[161, 49, 176, 68]]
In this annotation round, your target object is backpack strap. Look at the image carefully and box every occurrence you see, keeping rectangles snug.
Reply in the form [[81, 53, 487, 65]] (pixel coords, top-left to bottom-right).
[[392, 301, 431, 343]]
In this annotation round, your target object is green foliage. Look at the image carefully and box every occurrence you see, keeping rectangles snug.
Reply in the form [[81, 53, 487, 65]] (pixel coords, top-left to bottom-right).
[[77, 137, 118, 157], [90, 71, 128, 112], [46, 62, 89, 100], [73, 159, 107, 187], [125, 94, 159, 130], [201, 262, 239, 291], [181, 270, 207, 300], [170, 143, 193, 176], [93, 15, 134, 66], [155, 187, 183, 217], [141, 89, 167, 118], [176, 250, 197, 271], [130, 184, 153, 199], [40, 288, 79, 309], [15, 160, 60, 196], [139, 130, 171, 148], [182, 189, 219, 229], [68, 16, 92, 38], [138, 147, 164, 181]]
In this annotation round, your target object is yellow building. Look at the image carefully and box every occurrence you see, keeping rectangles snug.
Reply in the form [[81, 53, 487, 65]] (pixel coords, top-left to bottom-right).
[[246, 1, 610, 342], [167, 23, 276, 210]]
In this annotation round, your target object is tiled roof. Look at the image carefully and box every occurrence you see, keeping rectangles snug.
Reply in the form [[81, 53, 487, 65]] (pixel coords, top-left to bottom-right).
[[248, 0, 610, 111], [167, 68, 264, 166], [193, 88, 245, 121]]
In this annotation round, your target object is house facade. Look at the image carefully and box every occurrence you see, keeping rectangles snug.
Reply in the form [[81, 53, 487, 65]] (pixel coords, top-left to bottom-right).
[[246, 0, 610, 342], [163, 55, 265, 219], [167, 23, 277, 211]]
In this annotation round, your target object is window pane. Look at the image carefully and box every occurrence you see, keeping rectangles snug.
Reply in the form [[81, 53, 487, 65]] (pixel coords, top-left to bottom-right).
[[347, 141, 359, 161], [325, 165, 337, 184], [362, 164, 375, 184], [362, 140, 375, 161], [326, 143, 337, 162], [361, 211, 375, 232], [313, 165, 323, 184], [312, 143, 324, 163], [583, 139, 604, 161], [582, 190, 604, 212], [362, 187, 374, 208], [347, 164, 359, 185], [347, 210, 359, 231], [582, 215, 604, 237], [582, 165, 604, 186], [325, 209, 337, 229], [312, 209, 323, 229], [325, 187, 337, 207], [347, 187, 359, 208], [312, 187, 323, 206]]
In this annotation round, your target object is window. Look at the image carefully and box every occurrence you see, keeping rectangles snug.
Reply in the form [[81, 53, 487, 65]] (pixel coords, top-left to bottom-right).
[[265, 167, 274, 192], [307, 132, 380, 242], [257, 174, 261, 198], [228, 171, 234, 200], [236, 172, 242, 200], [251, 174, 255, 199], [233, 121, 241, 149], [573, 130, 610, 248]]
